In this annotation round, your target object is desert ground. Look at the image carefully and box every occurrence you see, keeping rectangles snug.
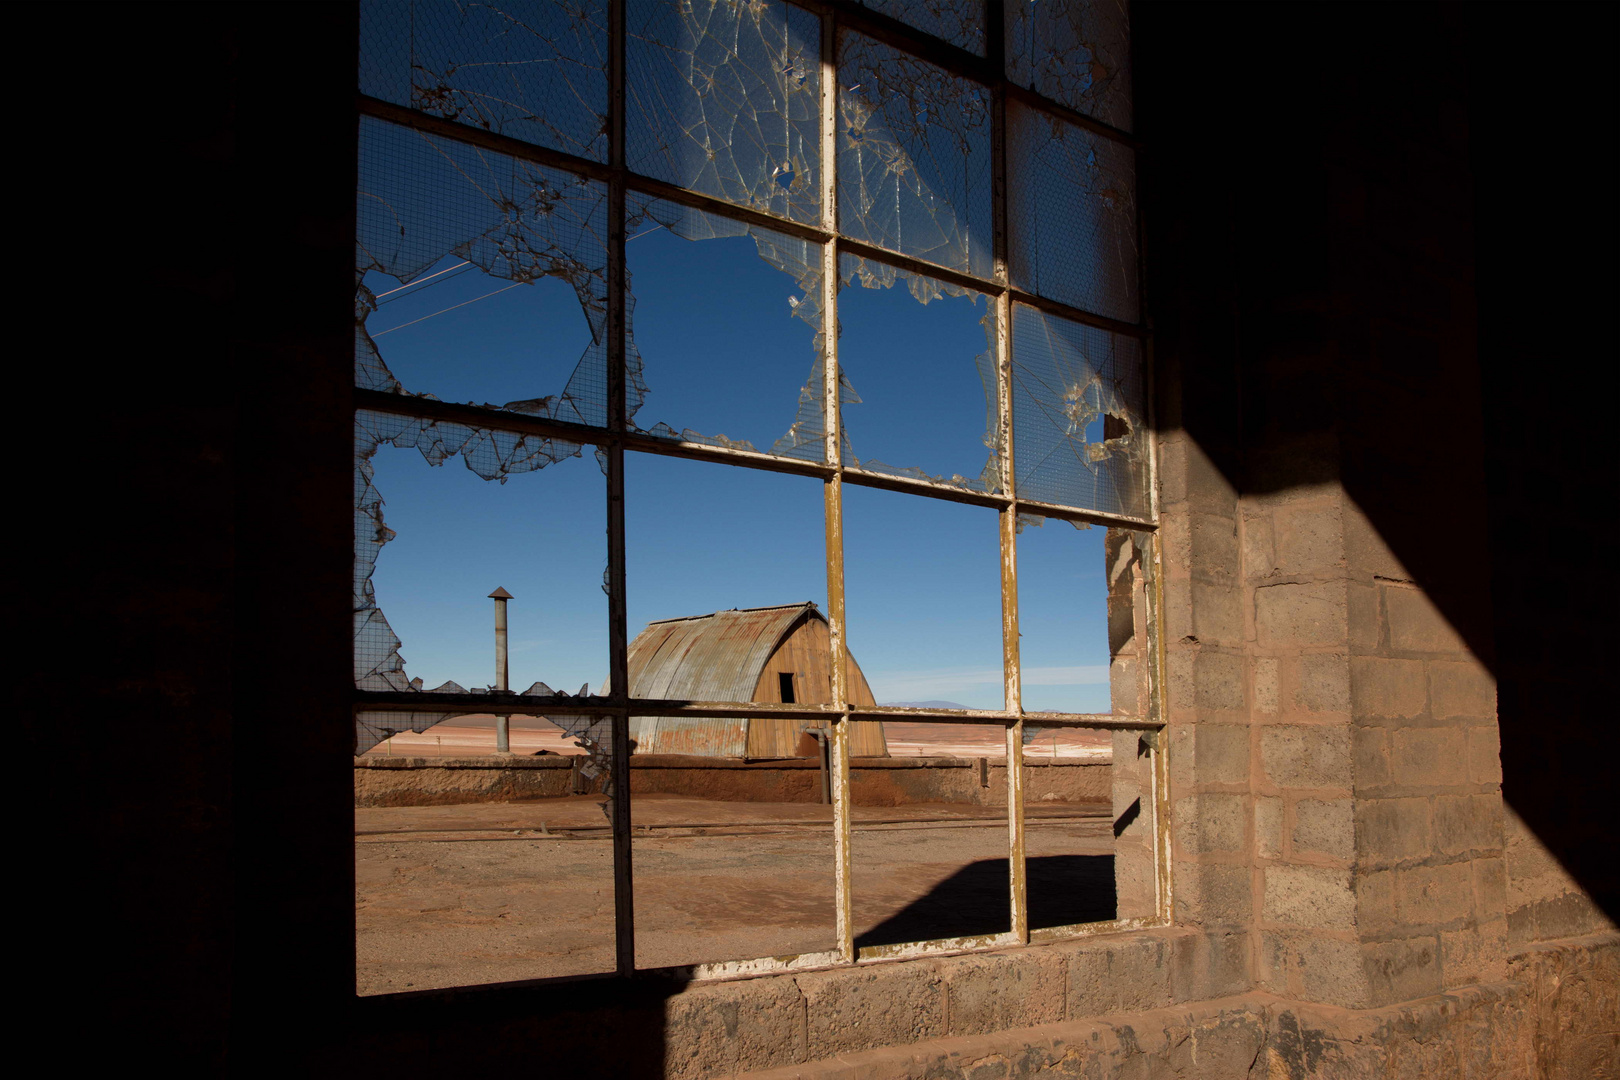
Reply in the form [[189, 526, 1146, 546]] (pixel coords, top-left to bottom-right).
[[356, 793, 1114, 995], [357, 716, 1116, 995]]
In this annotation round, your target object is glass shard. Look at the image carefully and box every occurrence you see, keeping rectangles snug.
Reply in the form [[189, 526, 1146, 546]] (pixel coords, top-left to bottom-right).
[[353, 409, 607, 752], [1008, 102, 1138, 323], [359, 0, 610, 161], [838, 31, 993, 279], [357, 116, 617, 425], [626, 0, 822, 225], [627, 195, 829, 462], [1010, 304, 1147, 517], [1005, 0, 1132, 133]]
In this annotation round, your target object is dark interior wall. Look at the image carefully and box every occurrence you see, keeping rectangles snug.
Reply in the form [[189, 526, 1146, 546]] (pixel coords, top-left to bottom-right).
[[1134, 0, 1618, 916], [1469, 7, 1619, 919], [49, 4, 359, 1069], [41, 1, 1613, 1072]]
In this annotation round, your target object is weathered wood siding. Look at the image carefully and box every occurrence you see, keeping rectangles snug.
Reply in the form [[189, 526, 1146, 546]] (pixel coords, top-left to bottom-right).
[[747, 616, 887, 758]]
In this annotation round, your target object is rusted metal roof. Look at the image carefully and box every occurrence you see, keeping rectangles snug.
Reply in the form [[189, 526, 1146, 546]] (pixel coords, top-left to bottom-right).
[[626, 603, 818, 757]]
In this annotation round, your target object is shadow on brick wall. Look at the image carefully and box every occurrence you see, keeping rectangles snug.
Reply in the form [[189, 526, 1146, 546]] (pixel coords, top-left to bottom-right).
[[1134, 3, 1618, 918]]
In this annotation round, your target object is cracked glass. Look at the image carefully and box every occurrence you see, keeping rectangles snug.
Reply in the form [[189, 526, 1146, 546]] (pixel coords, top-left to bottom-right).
[[838, 30, 993, 279], [359, 0, 610, 161], [1005, 0, 1132, 133], [1008, 101, 1138, 323], [853, 0, 987, 57], [1010, 304, 1148, 517], [626, 194, 829, 462], [353, 410, 609, 749], [353, 0, 1155, 987], [626, 0, 822, 225], [357, 115, 614, 424]]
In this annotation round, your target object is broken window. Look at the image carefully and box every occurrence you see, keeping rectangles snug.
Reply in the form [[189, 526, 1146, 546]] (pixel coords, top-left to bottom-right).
[[838, 30, 992, 278], [355, 0, 1162, 994], [838, 254, 1000, 491]]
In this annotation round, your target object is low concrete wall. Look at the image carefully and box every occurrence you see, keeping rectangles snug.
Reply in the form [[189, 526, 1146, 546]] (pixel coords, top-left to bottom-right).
[[353, 754, 1111, 809]]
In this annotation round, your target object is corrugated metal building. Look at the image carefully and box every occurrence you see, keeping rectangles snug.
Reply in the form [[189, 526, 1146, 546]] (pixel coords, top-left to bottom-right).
[[622, 602, 888, 759]]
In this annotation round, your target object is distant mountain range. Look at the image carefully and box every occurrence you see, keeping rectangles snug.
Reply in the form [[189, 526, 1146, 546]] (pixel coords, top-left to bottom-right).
[[879, 700, 971, 711]]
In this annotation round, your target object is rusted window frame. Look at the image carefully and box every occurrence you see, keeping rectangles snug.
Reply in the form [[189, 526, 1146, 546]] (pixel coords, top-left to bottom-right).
[[353, 0, 1170, 986]]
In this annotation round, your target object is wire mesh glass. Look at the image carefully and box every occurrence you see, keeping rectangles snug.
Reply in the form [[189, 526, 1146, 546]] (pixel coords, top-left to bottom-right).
[[1005, 0, 1132, 133], [626, 0, 822, 225], [1010, 304, 1148, 518], [359, 0, 610, 161], [838, 30, 993, 280], [1008, 101, 1138, 324], [853, 0, 987, 57], [356, 115, 611, 425]]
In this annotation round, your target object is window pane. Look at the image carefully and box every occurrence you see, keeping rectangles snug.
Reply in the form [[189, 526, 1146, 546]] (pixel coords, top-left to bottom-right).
[[1008, 102, 1138, 322], [843, 486, 1004, 713], [838, 31, 993, 279], [839, 254, 1000, 492], [1005, 0, 1132, 133], [1018, 723, 1123, 930], [1014, 516, 1110, 715], [626, 0, 822, 225], [1010, 304, 1148, 517], [625, 455, 840, 968], [357, 116, 610, 425], [627, 196, 828, 463], [359, 0, 610, 161], [353, 413, 614, 994], [853, 0, 987, 57], [853, 721, 1014, 950]]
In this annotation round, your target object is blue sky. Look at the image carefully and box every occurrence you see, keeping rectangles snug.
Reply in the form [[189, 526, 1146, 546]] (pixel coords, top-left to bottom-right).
[[362, 228, 1109, 712]]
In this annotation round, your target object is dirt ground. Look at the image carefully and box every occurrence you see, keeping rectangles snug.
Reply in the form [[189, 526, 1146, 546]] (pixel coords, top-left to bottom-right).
[[356, 793, 1114, 995]]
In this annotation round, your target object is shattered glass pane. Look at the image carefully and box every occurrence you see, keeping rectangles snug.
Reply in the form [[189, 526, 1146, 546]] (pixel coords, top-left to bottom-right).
[[353, 408, 608, 754], [839, 31, 993, 279], [1010, 304, 1147, 517], [853, 0, 987, 57], [1008, 102, 1138, 323], [838, 253, 1000, 493], [626, 0, 821, 225], [627, 195, 829, 462], [359, 0, 610, 161], [357, 116, 615, 426], [1005, 0, 1132, 133]]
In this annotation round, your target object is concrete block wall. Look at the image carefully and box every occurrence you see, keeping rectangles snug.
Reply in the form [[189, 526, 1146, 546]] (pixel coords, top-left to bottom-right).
[[1154, 438, 1530, 1010], [1339, 504, 1515, 1003], [1155, 437, 1255, 952], [1105, 527, 1158, 920]]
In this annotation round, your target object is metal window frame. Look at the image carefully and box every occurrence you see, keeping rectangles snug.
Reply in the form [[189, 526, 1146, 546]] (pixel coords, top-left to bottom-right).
[[353, 0, 1170, 989]]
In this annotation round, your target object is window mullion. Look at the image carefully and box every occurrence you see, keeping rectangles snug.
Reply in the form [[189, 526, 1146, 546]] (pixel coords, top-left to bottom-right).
[[819, 2, 856, 968], [987, 9, 1029, 947], [606, 0, 634, 979]]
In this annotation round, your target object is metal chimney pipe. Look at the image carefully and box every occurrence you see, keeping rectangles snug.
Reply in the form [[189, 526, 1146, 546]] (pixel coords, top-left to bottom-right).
[[490, 587, 513, 754]]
